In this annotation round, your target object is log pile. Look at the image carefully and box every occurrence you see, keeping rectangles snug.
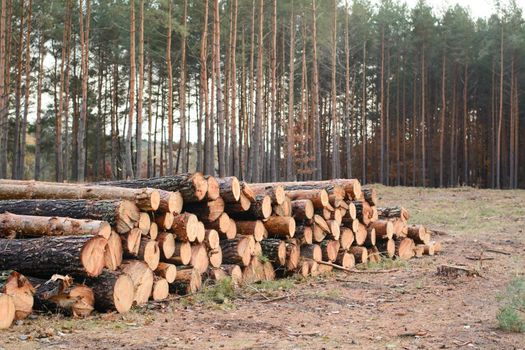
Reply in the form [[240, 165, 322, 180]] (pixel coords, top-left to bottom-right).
[[0, 175, 442, 328]]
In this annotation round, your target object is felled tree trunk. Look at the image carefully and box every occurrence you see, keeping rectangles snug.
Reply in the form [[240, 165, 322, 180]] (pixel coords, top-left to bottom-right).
[[2, 271, 34, 320], [85, 270, 134, 313]]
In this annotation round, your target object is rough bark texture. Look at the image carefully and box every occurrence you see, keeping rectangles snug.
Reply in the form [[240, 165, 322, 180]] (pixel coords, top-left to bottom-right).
[[85, 270, 134, 313]]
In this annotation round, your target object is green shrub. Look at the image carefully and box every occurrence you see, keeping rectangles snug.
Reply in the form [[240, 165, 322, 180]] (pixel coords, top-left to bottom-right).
[[497, 277, 525, 333]]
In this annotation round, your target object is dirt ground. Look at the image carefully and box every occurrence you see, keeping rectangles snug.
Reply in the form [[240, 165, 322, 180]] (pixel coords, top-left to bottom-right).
[[1, 186, 524, 349]]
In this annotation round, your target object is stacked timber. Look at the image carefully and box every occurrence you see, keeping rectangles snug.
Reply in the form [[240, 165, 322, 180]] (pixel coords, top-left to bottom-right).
[[0, 174, 441, 329]]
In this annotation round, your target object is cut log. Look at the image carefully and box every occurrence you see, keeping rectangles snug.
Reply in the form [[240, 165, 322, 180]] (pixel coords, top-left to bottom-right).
[[242, 257, 266, 283], [171, 213, 199, 242], [432, 241, 443, 254], [162, 241, 192, 265], [346, 202, 357, 220], [0, 181, 160, 212], [395, 238, 415, 260], [353, 200, 373, 225], [151, 277, 169, 301], [220, 236, 254, 266], [97, 173, 208, 203], [335, 250, 355, 269], [209, 246, 222, 268], [0, 199, 140, 234], [216, 176, 241, 202], [155, 263, 177, 283], [154, 211, 174, 230], [137, 238, 160, 270], [263, 216, 295, 238], [285, 242, 301, 270], [260, 239, 286, 266], [354, 223, 368, 246], [225, 193, 251, 213], [298, 259, 310, 277], [0, 212, 111, 239], [371, 220, 394, 240], [86, 270, 134, 313], [158, 190, 183, 214], [0, 294, 16, 329], [28, 275, 94, 317], [204, 175, 221, 201], [225, 218, 237, 240], [321, 240, 340, 262], [364, 227, 376, 248], [317, 263, 334, 274], [272, 196, 292, 217], [371, 206, 379, 222], [253, 241, 262, 256], [236, 220, 267, 242], [295, 226, 313, 245], [247, 195, 272, 219], [339, 228, 354, 250], [367, 246, 381, 263], [138, 212, 151, 235], [204, 213, 231, 239], [301, 244, 322, 262], [263, 261, 276, 281], [378, 206, 410, 222], [2, 271, 34, 320], [312, 224, 327, 243], [349, 246, 368, 264], [377, 238, 395, 258], [313, 214, 330, 233], [184, 197, 225, 222], [327, 220, 340, 240], [156, 232, 176, 259], [194, 221, 206, 243], [148, 222, 159, 240], [413, 245, 425, 258], [420, 244, 435, 256], [104, 231, 123, 271], [291, 199, 314, 220], [221, 264, 243, 285], [190, 244, 210, 274], [170, 267, 201, 294], [341, 218, 359, 233], [0, 235, 107, 278], [121, 260, 154, 305], [240, 181, 256, 201], [249, 183, 286, 205], [407, 225, 430, 244], [391, 218, 408, 238], [204, 229, 220, 250], [308, 259, 320, 277], [122, 228, 142, 256], [284, 188, 329, 209], [362, 188, 378, 206], [329, 179, 362, 199]]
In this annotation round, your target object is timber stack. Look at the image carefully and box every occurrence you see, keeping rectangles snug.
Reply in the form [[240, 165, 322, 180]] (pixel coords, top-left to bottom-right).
[[0, 174, 441, 328]]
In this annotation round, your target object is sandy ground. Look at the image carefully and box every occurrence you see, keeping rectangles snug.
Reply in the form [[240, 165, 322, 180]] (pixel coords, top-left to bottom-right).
[[1, 186, 524, 349]]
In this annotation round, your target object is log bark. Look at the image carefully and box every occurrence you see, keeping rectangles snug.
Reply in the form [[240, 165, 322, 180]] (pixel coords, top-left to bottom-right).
[[121, 228, 142, 257], [335, 250, 355, 269], [236, 220, 267, 242], [0, 212, 111, 239], [170, 267, 201, 294], [204, 264, 242, 285], [2, 271, 34, 320], [121, 260, 153, 305], [217, 176, 241, 202], [341, 217, 359, 233], [204, 175, 221, 201], [248, 183, 286, 205], [300, 244, 322, 262], [158, 190, 183, 214], [321, 240, 340, 262], [284, 188, 329, 209], [204, 213, 232, 239], [227, 194, 271, 220], [208, 246, 222, 268], [407, 225, 430, 244], [291, 199, 314, 220], [378, 206, 409, 222], [263, 216, 295, 238], [377, 238, 395, 258], [370, 220, 394, 240], [395, 238, 415, 260], [97, 172, 208, 203], [155, 262, 177, 283], [0, 235, 107, 278], [364, 227, 376, 248], [184, 197, 224, 222], [154, 211, 174, 230], [0, 180, 161, 212], [85, 270, 134, 313], [220, 236, 254, 266], [260, 239, 286, 266], [362, 188, 377, 206], [170, 213, 199, 242], [0, 199, 140, 234]]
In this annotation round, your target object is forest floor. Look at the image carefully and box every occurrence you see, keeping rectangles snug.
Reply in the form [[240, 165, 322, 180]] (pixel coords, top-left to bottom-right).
[[1, 186, 524, 349]]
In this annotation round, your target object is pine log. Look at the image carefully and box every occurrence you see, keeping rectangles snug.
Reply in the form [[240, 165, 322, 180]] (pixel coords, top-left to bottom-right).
[[432, 241, 443, 254], [307, 259, 320, 277], [413, 245, 425, 258], [377, 238, 395, 258], [0, 181, 161, 212], [122, 228, 142, 256], [137, 238, 160, 270], [155, 262, 177, 283], [312, 224, 327, 243], [395, 238, 415, 260], [327, 220, 340, 240], [170, 212, 199, 242], [371, 206, 379, 222], [204, 229, 220, 250], [367, 246, 381, 263], [204, 213, 232, 239], [298, 259, 310, 277], [313, 214, 330, 233], [0, 236, 107, 278], [341, 218, 359, 233], [272, 196, 292, 217], [236, 220, 267, 242], [285, 241, 301, 270], [162, 241, 192, 265], [0, 199, 139, 234], [295, 225, 313, 245], [184, 197, 225, 223], [156, 232, 176, 260], [194, 221, 206, 243], [170, 267, 201, 294], [391, 218, 408, 238], [190, 244, 210, 274], [240, 181, 256, 202], [0, 294, 16, 329], [225, 218, 237, 239], [216, 176, 241, 202], [339, 228, 354, 250], [317, 263, 334, 274], [220, 236, 254, 266], [284, 188, 329, 209], [27, 275, 94, 317], [225, 193, 252, 213], [349, 246, 368, 264], [335, 250, 355, 269], [245, 194, 273, 219], [300, 244, 322, 262], [378, 206, 410, 222], [97, 173, 208, 203], [0, 212, 111, 239], [209, 246, 222, 268], [407, 225, 430, 244], [260, 239, 286, 266], [291, 199, 314, 221], [85, 270, 134, 313], [121, 260, 154, 305], [154, 211, 174, 230], [104, 231, 123, 271], [420, 244, 435, 256], [263, 216, 295, 238], [364, 227, 376, 248], [148, 222, 159, 240], [253, 241, 262, 257], [2, 271, 34, 320], [353, 200, 373, 225], [346, 202, 357, 220], [151, 277, 169, 301], [158, 190, 183, 214], [138, 212, 151, 235], [222, 264, 244, 285], [354, 223, 368, 246], [362, 188, 378, 206], [204, 175, 221, 201], [249, 183, 286, 205], [321, 240, 340, 262], [371, 220, 394, 240], [242, 257, 266, 283]]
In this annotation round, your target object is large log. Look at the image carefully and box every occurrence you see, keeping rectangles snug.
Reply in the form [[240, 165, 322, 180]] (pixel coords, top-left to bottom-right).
[[0, 199, 139, 234], [260, 239, 286, 266], [295, 225, 313, 245], [138, 213, 151, 235], [203, 212, 232, 239], [2, 271, 34, 320], [204, 264, 243, 286], [263, 216, 296, 238], [370, 220, 394, 240], [216, 176, 241, 202], [335, 250, 355, 269], [204, 175, 221, 201], [272, 196, 292, 217], [104, 231, 124, 270], [285, 241, 301, 270], [156, 232, 176, 260], [170, 213, 199, 242], [204, 229, 220, 250], [85, 270, 134, 313], [0, 235, 107, 278], [151, 277, 169, 301], [378, 206, 410, 222], [362, 188, 378, 206], [97, 173, 208, 203], [339, 227, 354, 250], [0, 212, 111, 239], [170, 267, 201, 294], [300, 244, 322, 262], [208, 246, 223, 268], [227, 194, 272, 220], [157, 190, 183, 214], [377, 238, 395, 258], [184, 197, 225, 222], [349, 246, 368, 264], [162, 241, 192, 265], [27, 275, 94, 317], [121, 228, 142, 257], [121, 260, 154, 305], [236, 220, 267, 242], [0, 180, 161, 212], [395, 238, 415, 260], [291, 199, 314, 221], [190, 244, 210, 274], [220, 236, 254, 266], [407, 225, 430, 244], [248, 184, 286, 205], [0, 294, 16, 329], [320, 240, 340, 262], [284, 188, 329, 209], [137, 238, 160, 270], [155, 263, 177, 283]]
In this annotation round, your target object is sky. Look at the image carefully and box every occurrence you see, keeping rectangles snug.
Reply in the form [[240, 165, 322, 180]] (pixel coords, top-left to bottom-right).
[[400, 0, 525, 18]]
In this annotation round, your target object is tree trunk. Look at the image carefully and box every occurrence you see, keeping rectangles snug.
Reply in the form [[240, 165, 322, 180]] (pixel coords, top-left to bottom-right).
[[166, 1, 173, 175], [286, 6, 295, 181], [135, 0, 144, 178], [311, 0, 322, 180]]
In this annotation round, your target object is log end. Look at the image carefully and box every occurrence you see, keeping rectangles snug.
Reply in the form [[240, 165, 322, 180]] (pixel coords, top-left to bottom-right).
[[81, 236, 108, 277]]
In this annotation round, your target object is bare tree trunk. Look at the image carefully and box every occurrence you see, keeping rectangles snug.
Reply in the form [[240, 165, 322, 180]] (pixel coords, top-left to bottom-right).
[[496, 26, 503, 189], [269, 0, 277, 181], [19, 0, 32, 179], [344, 1, 352, 179], [63, 3, 72, 180], [0, 0, 6, 179], [330, 0, 339, 179], [361, 41, 367, 184], [379, 27, 385, 184], [125, 0, 136, 179], [199, 0, 209, 173], [230, 0, 238, 177], [78, 0, 91, 182], [34, 32, 44, 180], [179, 0, 188, 173], [12, 0, 24, 179], [439, 54, 446, 187], [0, 0, 11, 179], [214, 0, 224, 177], [251, 0, 264, 182], [420, 48, 426, 187], [166, 1, 173, 175], [135, 0, 144, 178], [463, 64, 468, 185], [286, 5, 295, 181], [311, 0, 322, 180]]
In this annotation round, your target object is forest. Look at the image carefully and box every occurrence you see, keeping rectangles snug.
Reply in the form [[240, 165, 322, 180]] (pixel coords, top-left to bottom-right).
[[0, 0, 522, 188]]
